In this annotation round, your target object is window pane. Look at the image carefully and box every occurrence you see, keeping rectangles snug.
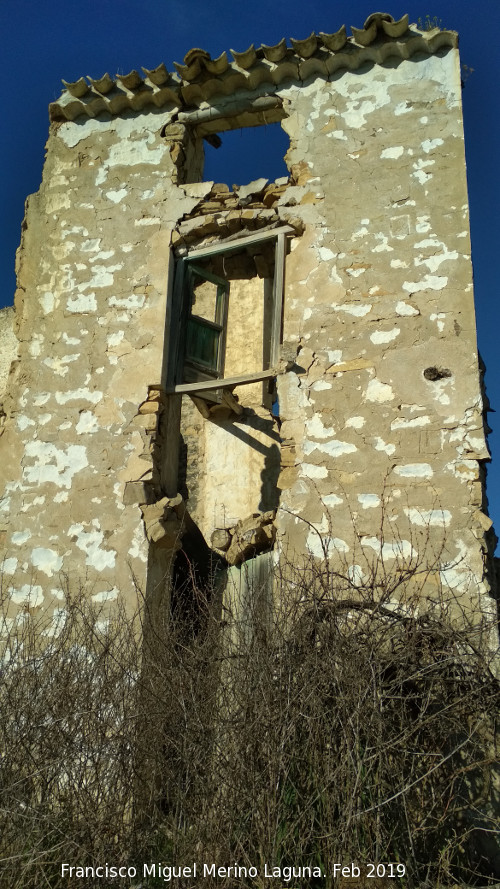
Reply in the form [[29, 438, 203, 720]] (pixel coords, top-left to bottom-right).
[[186, 317, 220, 372]]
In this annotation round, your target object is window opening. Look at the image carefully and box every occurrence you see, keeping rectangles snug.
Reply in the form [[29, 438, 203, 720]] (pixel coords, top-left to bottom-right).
[[166, 226, 292, 405], [203, 122, 289, 189]]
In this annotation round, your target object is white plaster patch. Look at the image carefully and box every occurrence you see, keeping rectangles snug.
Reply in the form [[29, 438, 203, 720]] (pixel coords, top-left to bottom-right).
[[16, 415, 35, 431], [66, 293, 97, 314], [365, 379, 394, 403], [415, 249, 459, 275], [78, 264, 122, 291], [310, 380, 332, 392], [358, 494, 381, 509], [395, 300, 419, 316], [129, 525, 147, 562], [90, 250, 115, 263], [373, 437, 396, 456], [12, 530, 32, 545], [39, 292, 56, 314], [43, 355, 79, 376], [307, 529, 349, 559], [108, 294, 145, 309], [9, 585, 44, 607], [92, 588, 119, 603], [107, 331, 125, 347], [334, 303, 372, 317], [106, 188, 128, 204], [82, 239, 101, 253], [322, 493, 343, 507], [31, 547, 63, 577], [390, 260, 408, 269], [445, 459, 477, 481], [305, 414, 335, 439], [403, 275, 447, 293], [380, 146, 404, 159], [300, 463, 328, 479], [33, 393, 50, 406], [53, 492, 68, 503], [372, 234, 393, 253], [327, 350, 342, 364], [303, 439, 357, 458], [416, 216, 432, 234], [346, 267, 367, 278], [421, 138, 444, 153], [55, 389, 102, 405], [68, 523, 116, 571], [76, 411, 99, 434], [391, 415, 430, 430], [394, 463, 433, 478], [62, 333, 81, 345], [352, 226, 369, 240], [317, 247, 336, 261], [23, 442, 88, 489], [361, 536, 416, 559], [2, 558, 18, 575], [370, 328, 400, 345], [430, 312, 446, 333], [29, 334, 44, 357], [345, 416, 365, 429], [404, 508, 452, 527]]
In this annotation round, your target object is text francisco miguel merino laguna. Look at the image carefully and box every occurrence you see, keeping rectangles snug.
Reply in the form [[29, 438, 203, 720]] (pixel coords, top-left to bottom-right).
[[61, 862, 327, 882]]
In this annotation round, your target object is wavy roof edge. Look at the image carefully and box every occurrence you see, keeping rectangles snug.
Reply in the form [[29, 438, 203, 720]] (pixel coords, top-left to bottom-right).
[[49, 14, 459, 123]]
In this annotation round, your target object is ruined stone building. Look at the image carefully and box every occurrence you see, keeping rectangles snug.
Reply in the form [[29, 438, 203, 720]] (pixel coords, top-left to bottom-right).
[[0, 13, 496, 631]]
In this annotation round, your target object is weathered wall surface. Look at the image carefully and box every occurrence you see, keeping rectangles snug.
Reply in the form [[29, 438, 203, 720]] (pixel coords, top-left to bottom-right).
[[274, 51, 494, 613], [0, 18, 495, 627], [0, 307, 17, 400], [0, 112, 205, 619]]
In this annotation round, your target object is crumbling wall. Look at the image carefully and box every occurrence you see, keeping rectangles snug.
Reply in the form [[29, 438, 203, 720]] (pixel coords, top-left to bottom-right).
[[0, 112, 205, 620], [0, 308, 17, 400], [0, 18, 495, 628], [273, 50, 494, 615]]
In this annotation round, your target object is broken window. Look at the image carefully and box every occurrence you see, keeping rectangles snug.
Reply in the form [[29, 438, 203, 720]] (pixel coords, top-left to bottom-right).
[[166, 226, 292, 405]]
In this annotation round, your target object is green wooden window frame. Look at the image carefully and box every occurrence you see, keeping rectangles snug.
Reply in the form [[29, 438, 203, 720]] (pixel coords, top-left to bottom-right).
[[165, 225, 292, 395]]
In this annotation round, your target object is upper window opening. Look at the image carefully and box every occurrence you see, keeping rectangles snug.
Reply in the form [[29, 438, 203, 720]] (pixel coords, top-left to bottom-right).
[[203, 122, 289, 189]]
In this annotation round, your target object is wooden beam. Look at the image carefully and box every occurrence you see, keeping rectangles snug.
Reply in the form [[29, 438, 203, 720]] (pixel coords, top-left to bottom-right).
[[177, 225, 294, 260], [168, 367, 278, 395]]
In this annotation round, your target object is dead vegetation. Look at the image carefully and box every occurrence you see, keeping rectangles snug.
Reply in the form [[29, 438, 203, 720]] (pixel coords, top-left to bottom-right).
[[0, 544, 498, 889]]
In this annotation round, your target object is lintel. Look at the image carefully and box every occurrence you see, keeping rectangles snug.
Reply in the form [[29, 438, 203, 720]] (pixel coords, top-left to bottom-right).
[[175, 224, 294, 260]]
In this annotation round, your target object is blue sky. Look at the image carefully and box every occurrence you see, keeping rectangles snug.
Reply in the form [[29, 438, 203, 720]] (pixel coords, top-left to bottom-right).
[[1, 0, 500, 539]]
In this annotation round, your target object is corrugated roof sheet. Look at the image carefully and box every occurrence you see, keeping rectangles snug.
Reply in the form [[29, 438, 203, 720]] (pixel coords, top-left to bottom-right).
[[49, 14, 458, 122]]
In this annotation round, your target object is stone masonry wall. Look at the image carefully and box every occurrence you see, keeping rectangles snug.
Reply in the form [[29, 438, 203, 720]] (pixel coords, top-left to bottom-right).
[[274, 50, 494, 615], [0, 34, 495, 628]]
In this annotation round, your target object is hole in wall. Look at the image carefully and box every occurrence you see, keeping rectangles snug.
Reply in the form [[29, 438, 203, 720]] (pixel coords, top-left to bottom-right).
[[423, 366, 452, 381], [203, 122, 289, 188]]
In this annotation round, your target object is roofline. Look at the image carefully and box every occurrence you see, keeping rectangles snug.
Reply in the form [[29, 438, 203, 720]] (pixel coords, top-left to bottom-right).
[[49, 14, 458, 123]]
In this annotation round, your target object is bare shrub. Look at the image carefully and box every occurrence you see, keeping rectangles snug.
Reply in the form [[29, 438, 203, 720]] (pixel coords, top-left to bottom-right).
[[0, 589, 141, 888], [0, 547, 498, 889]]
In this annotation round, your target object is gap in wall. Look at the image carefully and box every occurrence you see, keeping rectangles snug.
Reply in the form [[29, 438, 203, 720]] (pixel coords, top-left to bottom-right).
[[203, 122, 289, 188]]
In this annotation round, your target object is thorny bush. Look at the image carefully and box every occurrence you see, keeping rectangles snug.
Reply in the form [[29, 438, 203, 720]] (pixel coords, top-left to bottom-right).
[[0, 551, 498, 889]]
